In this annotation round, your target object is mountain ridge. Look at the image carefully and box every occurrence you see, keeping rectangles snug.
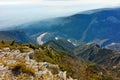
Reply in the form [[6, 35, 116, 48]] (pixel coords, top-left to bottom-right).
[[0, 30, 36, 44], [7, 7, 120, 45]]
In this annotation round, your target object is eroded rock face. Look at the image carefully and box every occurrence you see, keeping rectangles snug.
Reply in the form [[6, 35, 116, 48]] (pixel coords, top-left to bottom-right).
[[0, 47, 75, 80]]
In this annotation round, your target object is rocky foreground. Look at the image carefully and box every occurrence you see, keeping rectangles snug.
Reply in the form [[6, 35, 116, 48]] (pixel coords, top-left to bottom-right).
[[0, 47, 75, 80]]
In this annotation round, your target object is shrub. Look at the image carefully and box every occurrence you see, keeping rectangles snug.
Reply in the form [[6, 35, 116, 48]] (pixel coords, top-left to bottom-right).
[[10, 62, 35, 76], [1, 40, 5, 44], [10, 40, 16, 45]]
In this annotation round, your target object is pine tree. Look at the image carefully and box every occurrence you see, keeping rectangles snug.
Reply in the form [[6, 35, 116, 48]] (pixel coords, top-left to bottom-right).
[[10, 40, 16, 45]]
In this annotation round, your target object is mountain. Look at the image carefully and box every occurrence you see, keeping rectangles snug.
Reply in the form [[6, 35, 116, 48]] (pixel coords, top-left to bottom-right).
[[11, 8, 120, 45], [44, 39, 120, 79], [0, 30, 35, 43], [0, 7, 120, 80], [44, 39, 120, 68], [43, 39, 76, 55], [0, 41, 114, 80], [75, 43, 120, 67], [74, 43, 120, 79], [105, 42, 120, 52]]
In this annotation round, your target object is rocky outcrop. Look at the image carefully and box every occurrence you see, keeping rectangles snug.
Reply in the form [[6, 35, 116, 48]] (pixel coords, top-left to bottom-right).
[[0, 47, 75, 80]]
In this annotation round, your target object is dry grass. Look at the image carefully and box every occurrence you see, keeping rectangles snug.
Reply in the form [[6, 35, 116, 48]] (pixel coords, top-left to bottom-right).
[[9, 62, 35, 76]]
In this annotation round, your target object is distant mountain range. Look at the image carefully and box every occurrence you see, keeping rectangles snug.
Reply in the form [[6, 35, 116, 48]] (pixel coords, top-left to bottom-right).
[[1, 8, 120, 50], [43, 39, 120, 77], [9, 8, 120, 45], [0, 30, 35, 43], [0, 7, 120, 79]]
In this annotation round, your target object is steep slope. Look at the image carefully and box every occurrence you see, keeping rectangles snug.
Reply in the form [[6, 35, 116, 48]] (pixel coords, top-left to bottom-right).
[[44, 40, 120, 69], [33, 45, 114, 80], [44, 40, 120, 79], [75, 44, 120, 66], [45, 39, 120, 67], [106, 43, 120, 52], [75, 43, 120, 79], [13, 8, 120, 44], [0, 41, 113, 80], [0, 30, 35, 43], [43, 39, 75, 55]]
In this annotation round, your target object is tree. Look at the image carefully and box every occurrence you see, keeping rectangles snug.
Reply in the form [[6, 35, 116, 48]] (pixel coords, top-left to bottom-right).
[[1, 40, 5, 44], [10, 40, 16, 45]]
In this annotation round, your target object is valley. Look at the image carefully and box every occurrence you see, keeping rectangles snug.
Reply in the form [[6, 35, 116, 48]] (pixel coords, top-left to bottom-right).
[[0, 8, 120, 80]]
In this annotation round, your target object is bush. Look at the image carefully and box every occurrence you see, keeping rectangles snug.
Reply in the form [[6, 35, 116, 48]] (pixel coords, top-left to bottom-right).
[[10, 62, 35, 76], [10, 40, 16, 45]]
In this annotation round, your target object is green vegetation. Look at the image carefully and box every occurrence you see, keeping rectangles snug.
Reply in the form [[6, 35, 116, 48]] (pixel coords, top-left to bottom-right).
[[0, 40, 33, 52], [10, 62, 35, 76], [33, 46, 112, 79], [43, 40, 75, 55], [0, 41, 118, 80], [10, 40, 16, 45]]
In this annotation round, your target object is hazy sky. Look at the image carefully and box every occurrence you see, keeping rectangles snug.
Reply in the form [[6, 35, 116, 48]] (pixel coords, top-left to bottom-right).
[[0, 0, 120, 28]]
